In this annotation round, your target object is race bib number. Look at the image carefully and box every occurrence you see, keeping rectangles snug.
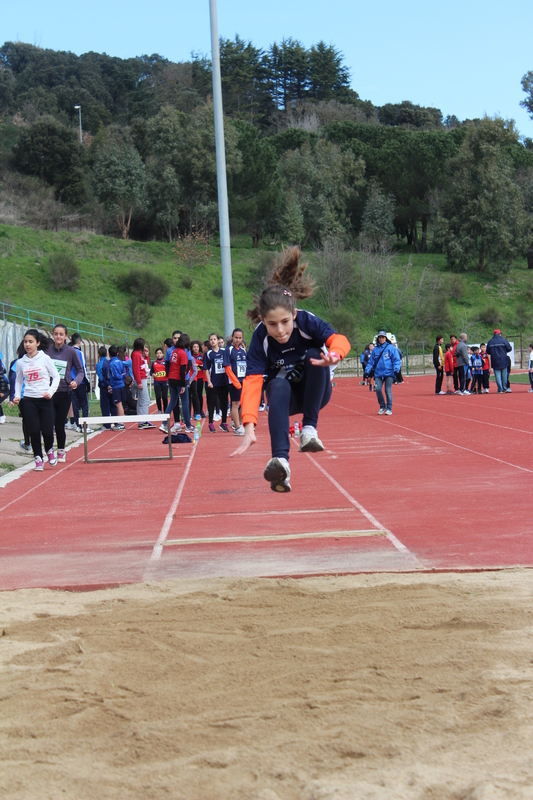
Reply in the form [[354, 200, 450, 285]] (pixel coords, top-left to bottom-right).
[[215, 359, 224, 374], [237, 361, 246, 378], [154, 369, 166, 379], [51, 359, 67, 379], [23, 366, 44, 383]]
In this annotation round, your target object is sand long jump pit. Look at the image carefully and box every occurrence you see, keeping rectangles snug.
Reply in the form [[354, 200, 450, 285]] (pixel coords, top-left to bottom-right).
[[1, 570, 533, 800]]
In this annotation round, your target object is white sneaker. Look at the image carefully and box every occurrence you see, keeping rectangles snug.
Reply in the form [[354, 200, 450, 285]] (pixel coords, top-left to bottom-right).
[[234, 425, 245, 436], [263, 457, 291, 493], [57, 449, 66, 463], [34, 456, 44, 471], [46, 447, 57, 467], [505, 388, 512, 393], [385, 409, 392, 415], [298, 425, 324, 452], [462, 391, 471, 396], [171, 423, 180, 433], [438, 391, 446, 395], [378, 408, 386, 415], [213, 413, 221, 421], [159, 423, 168, 433], [64, 421, 76, 430], [258, 403, 266, 412], [0, 415, 5, 424]]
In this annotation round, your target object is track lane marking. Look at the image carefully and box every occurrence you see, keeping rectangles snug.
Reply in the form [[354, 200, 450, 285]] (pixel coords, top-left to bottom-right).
[[304, 453, 417, 559], [330, 399, 533, 475], [150, 431, 202, 561], [182, 507, 354, 519], [163, 530, 385, 546]]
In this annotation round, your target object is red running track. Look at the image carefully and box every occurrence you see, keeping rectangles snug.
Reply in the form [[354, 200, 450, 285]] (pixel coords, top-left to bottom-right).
[[1, 377, 532, 590]]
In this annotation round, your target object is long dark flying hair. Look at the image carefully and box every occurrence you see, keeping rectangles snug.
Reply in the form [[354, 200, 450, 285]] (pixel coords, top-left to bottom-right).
[[24, 329, 52, 351], [247, 246, 315, 327]]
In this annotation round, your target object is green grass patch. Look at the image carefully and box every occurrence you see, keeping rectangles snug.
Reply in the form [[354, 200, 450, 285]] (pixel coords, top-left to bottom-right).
[[0, 223, 531, 351], [0, 462, 16, 472]]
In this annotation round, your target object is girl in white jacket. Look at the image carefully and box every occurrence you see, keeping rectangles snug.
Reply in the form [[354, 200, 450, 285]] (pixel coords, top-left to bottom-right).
[[14, 329, 60, 471]]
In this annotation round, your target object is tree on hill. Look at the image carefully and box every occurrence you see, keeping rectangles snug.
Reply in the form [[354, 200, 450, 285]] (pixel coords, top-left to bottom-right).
[[378, 101, 443, 129], [12, 117, 86, 203], [435, 118, 529, 272], [91, 133, 145, 239]]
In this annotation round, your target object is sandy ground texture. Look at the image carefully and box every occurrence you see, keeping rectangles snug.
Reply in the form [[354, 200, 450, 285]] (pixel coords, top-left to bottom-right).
[[1, 570, 533, 800]]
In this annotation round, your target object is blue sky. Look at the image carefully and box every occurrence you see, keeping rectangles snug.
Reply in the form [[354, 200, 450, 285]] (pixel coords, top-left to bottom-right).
[[4, 0, 533, 137]]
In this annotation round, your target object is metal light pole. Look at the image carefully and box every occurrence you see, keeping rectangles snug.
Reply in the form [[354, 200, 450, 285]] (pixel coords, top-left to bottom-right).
[[209, 0, 235, 337], [74, 105, 82, 143]]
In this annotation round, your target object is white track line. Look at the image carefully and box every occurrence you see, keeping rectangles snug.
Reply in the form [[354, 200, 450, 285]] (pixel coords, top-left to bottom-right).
[[183, 506, 354, 519], [150, 440, 199, 561], [0, 430, 123, 513], [338, 390, 533, 437], [163, 529, 384, 546], [330, 399, 533, 475], [304, 453, 416, 559]]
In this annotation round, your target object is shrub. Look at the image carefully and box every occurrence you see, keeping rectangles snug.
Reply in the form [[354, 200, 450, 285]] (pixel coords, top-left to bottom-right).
[[479, 306, 500, 327], [327, 308, 357, 349], [116, 268, 170, 305], [48, 253, 80, 291], [515, 302, 531, 330], [181, 276, 193, 290], [447, 274, 467, 301], [127, 297, 153, 330]]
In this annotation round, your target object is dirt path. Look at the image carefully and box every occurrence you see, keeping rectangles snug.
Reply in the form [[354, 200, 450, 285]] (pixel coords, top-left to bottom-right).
[[1, 570, 533, 799]]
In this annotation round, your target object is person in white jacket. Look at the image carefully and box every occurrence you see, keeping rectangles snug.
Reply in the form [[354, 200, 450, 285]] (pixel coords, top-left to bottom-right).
[[14, 329, 60, 471]]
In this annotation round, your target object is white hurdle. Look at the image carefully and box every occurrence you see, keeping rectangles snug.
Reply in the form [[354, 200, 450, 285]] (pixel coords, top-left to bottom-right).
[[78, 414, 173, 464]]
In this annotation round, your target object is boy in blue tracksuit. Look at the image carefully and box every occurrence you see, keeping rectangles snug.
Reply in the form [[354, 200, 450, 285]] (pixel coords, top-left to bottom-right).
[[95, 346, 119, 429], [364, 330, 402, 415], [108, 344, 127, 419]]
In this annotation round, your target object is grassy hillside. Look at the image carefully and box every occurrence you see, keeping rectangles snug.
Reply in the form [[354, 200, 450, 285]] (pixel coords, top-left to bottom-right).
[[0, 223, 531, 351]]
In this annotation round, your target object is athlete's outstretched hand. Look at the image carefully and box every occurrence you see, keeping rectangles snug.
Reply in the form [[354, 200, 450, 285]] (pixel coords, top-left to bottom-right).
[[310, 351, 340, 368], [230, 422, 256, 457]]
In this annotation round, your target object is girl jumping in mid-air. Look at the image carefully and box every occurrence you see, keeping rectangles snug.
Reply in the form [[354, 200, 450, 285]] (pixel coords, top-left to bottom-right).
[[231, 247, 350, 492]]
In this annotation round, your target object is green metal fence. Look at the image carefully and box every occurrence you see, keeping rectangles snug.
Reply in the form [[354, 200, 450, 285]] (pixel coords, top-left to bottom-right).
[[0, 302, 135, 344]]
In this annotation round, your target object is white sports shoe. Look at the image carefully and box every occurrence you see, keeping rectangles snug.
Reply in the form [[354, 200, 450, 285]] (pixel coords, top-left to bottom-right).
[[263, 457, 291, 493], [298, 425, 324, 452], [0, 415, 6, 424], [234, 425, 245, 436], [213, 413, 221, 421]]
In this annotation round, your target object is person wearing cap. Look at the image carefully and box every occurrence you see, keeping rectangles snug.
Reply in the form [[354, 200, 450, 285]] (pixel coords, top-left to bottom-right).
[[486, 329, 512, 394], [364, 331, 402, 415]]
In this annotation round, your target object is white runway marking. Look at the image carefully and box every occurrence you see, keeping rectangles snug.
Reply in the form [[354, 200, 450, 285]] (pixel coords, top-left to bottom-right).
[[150, 441, 200, 560], [330, 399, 533, 475], [183, 506, 354, 519], [163, 529, 385, 546], [304, 453, 416, 558]]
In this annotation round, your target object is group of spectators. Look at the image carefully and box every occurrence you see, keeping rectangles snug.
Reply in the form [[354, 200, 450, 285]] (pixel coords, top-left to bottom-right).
[[433, 330, 514, 395]]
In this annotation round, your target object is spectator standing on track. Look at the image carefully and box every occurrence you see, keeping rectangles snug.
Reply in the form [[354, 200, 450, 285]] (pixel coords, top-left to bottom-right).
[[68, 333, 92, 433], [433, 336, 445, 394], [95, 346, 116, 430], [190, 340, 205, 419], [444, 343, 454, 393], [224, 328, 247, 436], [123, 376, 138, 415], [364, 330, 402, 415], [108, 344, 127, 420], [132, 337, 154, 429], [48, 324, 84, 463], [480, 343, 490, 393], [455, 333, 470, 395], [9, 341, 32, 452], [486, 329, 512, 394], [204, 333, 230, 433], [528, 344, 533, 393], [449, 335, 459, 393], [161, 334, 191, 434], [470, 347, 483, 394], [231, 246, 350, 493], [13, 329, 60, 471], [151, 348, 169, 414]]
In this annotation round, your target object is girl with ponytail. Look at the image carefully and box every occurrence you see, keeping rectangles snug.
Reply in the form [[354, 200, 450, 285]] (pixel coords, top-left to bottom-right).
[[231, 247, 350, 492]]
